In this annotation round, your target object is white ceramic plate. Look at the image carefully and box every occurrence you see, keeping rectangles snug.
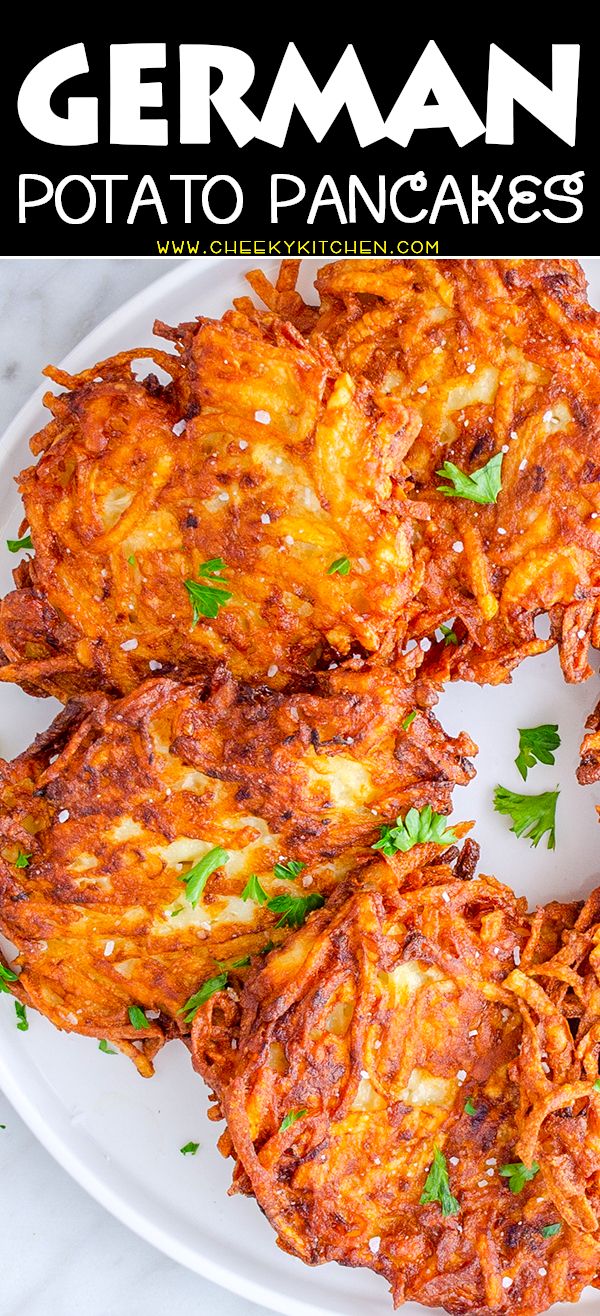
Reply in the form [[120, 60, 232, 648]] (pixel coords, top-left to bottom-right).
[[1, 257, 600, 1316]]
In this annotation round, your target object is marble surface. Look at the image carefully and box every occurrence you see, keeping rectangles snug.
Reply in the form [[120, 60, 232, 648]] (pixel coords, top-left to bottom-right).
[[0, 259, 269, 1316]]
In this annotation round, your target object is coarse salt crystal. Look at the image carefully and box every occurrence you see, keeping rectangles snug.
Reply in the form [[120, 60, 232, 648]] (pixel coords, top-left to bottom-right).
[[360, 1070, 369, 1080], [539, 1268, 547, 1277], [261, 513, 271, 524], [302, 875, 314, 888], [374, 1155, 381, 1164], [449, 1156, 459, 1166], [284, 534, 294, 545], [254, 410, 271, 425], [457, 1069, 467, 1083], [513, 947, 521, 965], [519, 459, 528, 471], [478, 1179, 489, 1188], [452, 541, 464, 554], [218, 491, 229, 502], [466, 363, 476, 374], [442, 891, 450, 904], [374, 1039, 382, 1049], [103, 941, 115, 957], [239, 439, 248, 450], [420, 637, 431, 651], [58, 809, 70, 823], [172, 420, 186, 436], [267, 664, 278, 677], [368, 1236, 381, 1255], [416, 384, 428, 394], [468, 1029, 478, 1037], [149, 659, 162, 671], [497, 527, 507, 536], [510, 430, 518, 440], [120, 638, 138, 651], [502, 1277, 513, 1289], [577, 629, 587, 640], [543, 409, 553, 423], [501, 444, 509, 453]]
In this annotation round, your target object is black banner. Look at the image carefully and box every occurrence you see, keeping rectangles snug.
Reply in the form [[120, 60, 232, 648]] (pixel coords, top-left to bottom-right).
[[4, 30, 593, 257]]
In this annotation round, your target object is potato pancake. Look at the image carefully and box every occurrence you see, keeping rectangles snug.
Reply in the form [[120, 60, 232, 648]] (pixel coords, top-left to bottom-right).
[[192, 855, 600, 1316], [244, 258, 600, 689], [0, 666, 474, 1075], [0, 314, 418, 700]]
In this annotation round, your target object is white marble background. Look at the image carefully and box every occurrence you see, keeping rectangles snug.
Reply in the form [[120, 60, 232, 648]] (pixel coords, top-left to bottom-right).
[[0, 259, 270, 1316]]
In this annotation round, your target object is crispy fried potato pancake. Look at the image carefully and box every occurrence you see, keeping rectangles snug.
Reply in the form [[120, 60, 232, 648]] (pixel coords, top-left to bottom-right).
[[0, 667, 474, 1075], [244, 258, 600, 690], [0, 314, 418, 700], [192, 857, 600, 1316]]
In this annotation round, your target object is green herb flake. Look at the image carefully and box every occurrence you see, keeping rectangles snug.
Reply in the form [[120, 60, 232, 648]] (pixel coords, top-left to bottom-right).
[[280, 1108, 307, 1133], [419, 1147, 459, 1216], [515, 724, 560, 781], [182, 845, 229, 907], [7, 534, 33, 554], [0, 963, 18, 993], [273, 859, 305, 882], [327, 556, 351, 576], [259, 939, 276, 957], [99, 1039, 117, 1055], [267, 891, 325, 929], [180, 973, 229, 1025], [436, 453, 503, 505], [180, 1141, 200, 1156], [14, 850, 31, 869], [440, 623, 458, 646], [217, 955, 251, 970], [499, 1160, 540, 1194], [14, 1001, 28, 1031], [493, 786, 558, 850], [241, 873, 268, 904], [128, 1005, 148, 1031], [373, 805, 458, 857], [127, 553, 136, 567], [594, 1078, 600, 1092], [541, 1223, 562, 1238], [402, 710, 417, 732], [464, 1100, 477, 1116], [184, 568, 233, 623]]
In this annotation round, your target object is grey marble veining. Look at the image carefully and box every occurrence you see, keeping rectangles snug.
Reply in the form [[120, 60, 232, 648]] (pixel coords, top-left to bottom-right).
[[0, 259, 271, 1316]]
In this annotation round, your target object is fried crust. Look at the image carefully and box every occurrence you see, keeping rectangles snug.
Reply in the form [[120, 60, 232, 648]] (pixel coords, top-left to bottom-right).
[[244, 258, 600, 692], [192, 857, 600, 1315], [0, 315, 419, 699], [0, 667, 474, 1075]]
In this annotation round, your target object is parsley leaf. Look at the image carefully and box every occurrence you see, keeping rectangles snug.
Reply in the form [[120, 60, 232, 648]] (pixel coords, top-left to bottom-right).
[[14, 1001, 28, 1031], [180, 972, 229, 1024], [280, 1108, 307, 1132], [373, 805, 458, 857], [259, 939, 276, 956], [437, 453, 503, 505], [327, 556, 351, 576], [15, 850, 31, 869], [515, 724, 560, 781], [402, 710, 417, 732], [541, 1223, 562, 1238], [127, 553, 136, 567], [273, 859, 305, 881], [128, 1005, 148, 1030], [594, 1078, 600, 1093], [267, 892, 324, 929], [184, 559, 232, 624], [180, 1141, 200, 1156], [464, 1100, 477, 1116], [99, 1039, 116, 1055], [181, 846, 229, 907], [241, 873, 268, 904], [499, 1161, 540, 1194], [420, 1147, 459, 1216], [494, 786, 558, 850], [7, 534, 33, 553], [440, 623, 458, 646], [0, 963, 18, 994], [217, 955, 251, 970]]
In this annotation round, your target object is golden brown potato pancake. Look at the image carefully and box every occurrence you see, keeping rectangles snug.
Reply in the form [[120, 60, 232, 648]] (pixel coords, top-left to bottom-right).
[[192, 855, 600, 1316], [243, 258, 600, 690], [0, 313, 418, 700], [0, 666, 474, 1075]]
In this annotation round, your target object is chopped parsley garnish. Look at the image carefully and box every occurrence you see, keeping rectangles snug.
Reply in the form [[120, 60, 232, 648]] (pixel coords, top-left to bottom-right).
[[594, 1078, 600, 1093], [180, 1141, 200, 1156], [402, 710, 417, 731], [217, 955, 251, 970], [373, 805, 458, 856], [499, 1160, 540, 1194], [128, 1005, 148, 1030], [273, 859, 305, 881], [419, 1147, 459, 1216], [168, 905, 184, 917], [241, 873, 268, 904], [267, 891, 324, 929], [493, 786, 558, 850], [464, 1100, 477, 1116], [15, 850, 31, 869], [7, 534, 33, 553], [436, 452, 503, 505], [259, 939, 276, 956], [0, 963, 18, 993], [182, 846, 229, 907], [127, 553, 136, 567], [541, 1223, 562, 1238], [515, 724, 560, 781], [184, 559, 232, 623], [327, 556, 351, 576], [280, 1108, 307, 1132], [98, 1039, 116, 1055], [180, 972, 229, 1024], [14, 1001, 28, 1031], [440, 623, 458, 646]]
